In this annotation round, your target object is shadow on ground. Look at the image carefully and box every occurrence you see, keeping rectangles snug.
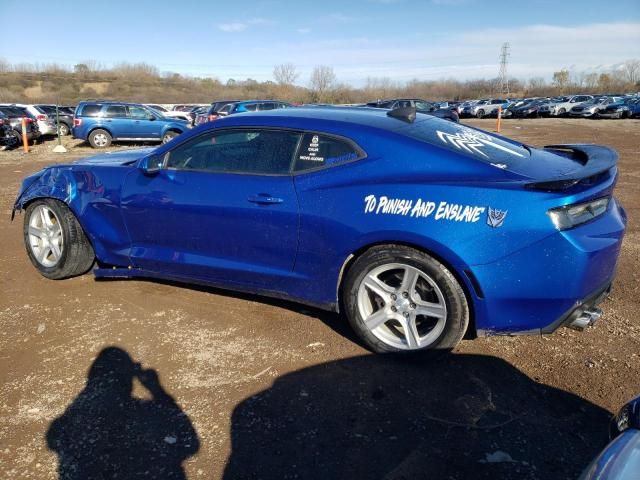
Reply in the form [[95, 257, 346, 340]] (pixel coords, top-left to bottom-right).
[[46, 347, 199, 479], [223, 353, 610, 480]]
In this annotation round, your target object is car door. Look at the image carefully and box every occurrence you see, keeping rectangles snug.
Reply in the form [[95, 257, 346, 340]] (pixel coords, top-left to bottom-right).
[[127, 105, 162, 139], [103, 104, 131, 139], [120, 128, 302, 288]]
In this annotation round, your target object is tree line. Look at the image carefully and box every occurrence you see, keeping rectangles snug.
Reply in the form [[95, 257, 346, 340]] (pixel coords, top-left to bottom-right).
[[0, 58, 638, 105]]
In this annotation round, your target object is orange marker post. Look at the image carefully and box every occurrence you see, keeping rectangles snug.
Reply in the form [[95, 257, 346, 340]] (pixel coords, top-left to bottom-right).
[[496, 106, 502, 133], [21, 117, 29, 153]]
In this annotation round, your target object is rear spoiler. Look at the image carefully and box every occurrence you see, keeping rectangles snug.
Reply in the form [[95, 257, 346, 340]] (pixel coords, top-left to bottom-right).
[[527, 144, 618, 191]]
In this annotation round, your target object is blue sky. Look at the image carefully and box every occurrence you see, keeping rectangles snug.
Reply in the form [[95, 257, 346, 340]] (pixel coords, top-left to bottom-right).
[[1, 0, 639, 86]]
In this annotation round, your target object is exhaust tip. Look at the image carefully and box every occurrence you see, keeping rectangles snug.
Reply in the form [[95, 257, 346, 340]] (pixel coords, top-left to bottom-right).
[[568, 307, 603, 332]]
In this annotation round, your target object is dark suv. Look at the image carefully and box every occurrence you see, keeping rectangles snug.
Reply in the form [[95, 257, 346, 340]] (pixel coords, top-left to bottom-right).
[[73, 101, 190, 148], [35, 105, 74, 136], [0, 105, 41, 145]]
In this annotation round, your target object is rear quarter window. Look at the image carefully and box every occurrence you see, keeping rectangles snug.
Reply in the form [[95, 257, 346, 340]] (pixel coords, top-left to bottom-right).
[[79, 104, 102, 117], [401, 120, 529, 167], [294, 133, 363, 172]]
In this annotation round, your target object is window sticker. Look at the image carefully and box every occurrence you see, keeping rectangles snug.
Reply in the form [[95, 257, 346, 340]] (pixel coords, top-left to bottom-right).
[[299, 134, 324, 162]]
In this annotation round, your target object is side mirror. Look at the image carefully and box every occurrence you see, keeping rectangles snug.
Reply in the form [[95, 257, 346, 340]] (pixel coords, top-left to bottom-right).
[[139, 154, 163, 175], [148, 116, 156, 121]]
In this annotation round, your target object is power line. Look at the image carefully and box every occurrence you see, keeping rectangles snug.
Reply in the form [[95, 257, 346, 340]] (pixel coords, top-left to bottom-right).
[[498, 42, 510, 95]]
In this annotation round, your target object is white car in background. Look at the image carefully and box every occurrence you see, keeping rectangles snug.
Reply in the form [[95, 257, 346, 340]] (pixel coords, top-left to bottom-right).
[[540, 95, 594, 116], [464, 98, 507, 118], [144, 104, 192, 123]]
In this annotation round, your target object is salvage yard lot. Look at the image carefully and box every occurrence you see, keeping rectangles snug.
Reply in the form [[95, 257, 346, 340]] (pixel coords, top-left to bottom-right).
[[0, 118, 638, 479]]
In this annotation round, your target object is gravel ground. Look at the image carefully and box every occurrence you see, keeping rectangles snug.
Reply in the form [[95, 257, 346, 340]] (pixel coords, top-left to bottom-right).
[[0, 118, 638, 479]]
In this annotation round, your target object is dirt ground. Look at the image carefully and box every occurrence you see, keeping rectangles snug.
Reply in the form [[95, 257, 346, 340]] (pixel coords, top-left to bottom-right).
[[0, 118, 638, 479]]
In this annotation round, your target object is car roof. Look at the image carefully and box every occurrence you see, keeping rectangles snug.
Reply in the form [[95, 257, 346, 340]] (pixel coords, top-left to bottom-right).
[[78, 101, 148, 106], [215, 106, 433, 132]]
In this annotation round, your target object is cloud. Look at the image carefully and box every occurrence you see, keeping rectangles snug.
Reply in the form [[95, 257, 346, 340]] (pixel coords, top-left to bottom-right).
[[206, 21, 640, 85], [218, 22, 247, 32], [218, 18, 272, 33]]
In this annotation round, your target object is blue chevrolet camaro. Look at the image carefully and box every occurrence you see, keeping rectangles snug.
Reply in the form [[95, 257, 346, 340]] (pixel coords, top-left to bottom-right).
[[13, 107, 626, 353]]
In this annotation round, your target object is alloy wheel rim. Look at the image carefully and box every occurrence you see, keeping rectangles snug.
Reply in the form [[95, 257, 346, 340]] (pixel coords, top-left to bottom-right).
[[94, 133, 107, 146], [28, 205, 64, 267], [357, 263, 448, 350]]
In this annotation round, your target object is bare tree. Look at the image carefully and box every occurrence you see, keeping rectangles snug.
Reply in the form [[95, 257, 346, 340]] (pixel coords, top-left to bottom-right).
[[552, 69, 570, 92], [309, 65, 336, 102], [621, 59, 640, 85], [584, 73, 598, 90], [273, 63, 299, 86]]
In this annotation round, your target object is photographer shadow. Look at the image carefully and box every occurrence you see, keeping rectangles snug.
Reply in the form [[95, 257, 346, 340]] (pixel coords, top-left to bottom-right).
[[46, 347, 199, 480]]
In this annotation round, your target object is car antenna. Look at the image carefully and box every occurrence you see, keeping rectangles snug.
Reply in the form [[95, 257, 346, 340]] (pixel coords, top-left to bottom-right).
[[387, 106, 416, 123]]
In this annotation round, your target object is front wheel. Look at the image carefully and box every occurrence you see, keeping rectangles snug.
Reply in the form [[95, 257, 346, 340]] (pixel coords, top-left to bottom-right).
[[23, 199, 95, 279], [343, 245, 469, 354], [476, 109, 485, 118]]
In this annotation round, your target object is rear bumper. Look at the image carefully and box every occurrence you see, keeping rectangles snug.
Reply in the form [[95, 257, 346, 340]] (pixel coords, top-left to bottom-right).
[[471, 198, 626, 335]]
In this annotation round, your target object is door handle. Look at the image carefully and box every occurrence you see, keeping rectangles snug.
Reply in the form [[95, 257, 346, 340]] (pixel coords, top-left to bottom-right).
[[248, 194, 283, 205]]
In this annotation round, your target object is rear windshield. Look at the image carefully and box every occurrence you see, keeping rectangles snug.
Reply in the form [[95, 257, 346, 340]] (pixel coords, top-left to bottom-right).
[[400, 119, 530, 167]]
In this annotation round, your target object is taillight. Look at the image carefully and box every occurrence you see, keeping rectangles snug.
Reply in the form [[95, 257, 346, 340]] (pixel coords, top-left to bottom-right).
[[73, 117, 82, 127], [23, 116, 33, 124], [0, 119, 4, 126], [36, 114, 47, 121]]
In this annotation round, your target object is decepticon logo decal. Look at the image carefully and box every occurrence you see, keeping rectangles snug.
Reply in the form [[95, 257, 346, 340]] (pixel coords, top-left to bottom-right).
[[436, 128, 524, 158], [487, 207, 508, 228]]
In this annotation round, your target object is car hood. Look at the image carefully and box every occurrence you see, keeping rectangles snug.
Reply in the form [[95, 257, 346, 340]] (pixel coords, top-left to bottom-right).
[[73, 147, 156, 166]]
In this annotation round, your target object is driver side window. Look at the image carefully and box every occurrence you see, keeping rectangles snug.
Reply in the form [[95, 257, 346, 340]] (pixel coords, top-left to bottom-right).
[[165, 129, 301, 175]]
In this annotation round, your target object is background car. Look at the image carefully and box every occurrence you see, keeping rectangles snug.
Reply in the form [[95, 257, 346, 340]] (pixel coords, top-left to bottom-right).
[[145, 104, 193, 122], [13, 106, 626, 355], [570, 97, 624, 118], [579, 395, 640, 479], [0, 103, 56, 136], [540, 95, 594, 117], [367, 98, 459, 122], [35, 104, 74, 136], [195, 100, 242, 126], [217, 100, 293, 116], [597, 98, 637, 119], [0, 105, 41, 144], [72, 101, 190, 148], [0, 111, 20, 148]]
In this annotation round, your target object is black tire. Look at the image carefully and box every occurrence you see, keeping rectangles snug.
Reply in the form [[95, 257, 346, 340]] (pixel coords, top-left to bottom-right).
[[476, 109, 485, 118], [6, 130, 20, 148], [162, 130, 179, 144], [342, 245, 469, 355], [58, 123, 70, 136], [88, 129, 112, 148], [23, 198, 95, 280]]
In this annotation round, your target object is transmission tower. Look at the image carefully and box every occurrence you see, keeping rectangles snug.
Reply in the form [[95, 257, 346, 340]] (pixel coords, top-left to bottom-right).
[[498, 42, 510, 95]]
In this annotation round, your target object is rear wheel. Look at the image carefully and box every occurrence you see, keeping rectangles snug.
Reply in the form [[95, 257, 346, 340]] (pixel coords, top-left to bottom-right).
[[58, 123, 70, 136], [343, 245, 469, 355], [23, 199, 95, 279], [162, 130, 179, 144], [89, 129, 112, 148]]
